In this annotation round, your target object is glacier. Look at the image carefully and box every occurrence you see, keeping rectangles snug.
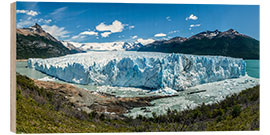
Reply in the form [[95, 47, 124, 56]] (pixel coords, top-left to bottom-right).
[[27, 51, 246, 90], [62, 38, 155, 51]]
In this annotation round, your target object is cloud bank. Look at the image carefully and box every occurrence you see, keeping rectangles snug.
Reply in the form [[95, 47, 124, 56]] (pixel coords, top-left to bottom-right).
[[16, 10, 39, 16], [42, 25, 70, 39]]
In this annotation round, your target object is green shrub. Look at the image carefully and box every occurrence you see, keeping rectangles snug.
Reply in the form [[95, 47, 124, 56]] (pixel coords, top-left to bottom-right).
[[232, 104, 241, 118]]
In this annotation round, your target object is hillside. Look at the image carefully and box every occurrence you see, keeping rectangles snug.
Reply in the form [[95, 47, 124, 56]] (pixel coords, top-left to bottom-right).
[[16, 73, 259, 133], [138, 29, 259, 59], [16, 23, 83, 59]]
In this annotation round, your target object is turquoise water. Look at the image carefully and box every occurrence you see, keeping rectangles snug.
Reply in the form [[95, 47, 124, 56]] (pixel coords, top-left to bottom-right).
[[16, 61, 98, 91], [245, 60, 259, 78], [17, 60, 260, 80], [16, 61, 48, 80]]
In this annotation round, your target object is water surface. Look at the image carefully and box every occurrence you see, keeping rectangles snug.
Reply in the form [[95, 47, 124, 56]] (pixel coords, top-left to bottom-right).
[[245, 60, 259, 78]]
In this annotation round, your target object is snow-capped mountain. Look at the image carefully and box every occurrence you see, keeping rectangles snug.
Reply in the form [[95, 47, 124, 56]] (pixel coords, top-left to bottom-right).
[[17, 23, 59, 42], [62, 38, 155, 51], [189, 29, 221, 40], [138, 29, 259, 59], [60, 41, 85, 53], [16, 23, 80, 59], [188, 29, 248, 40]]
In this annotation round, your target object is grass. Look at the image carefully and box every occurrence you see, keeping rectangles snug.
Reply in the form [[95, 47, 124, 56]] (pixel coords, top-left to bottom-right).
[[16, 74, 259, 133]]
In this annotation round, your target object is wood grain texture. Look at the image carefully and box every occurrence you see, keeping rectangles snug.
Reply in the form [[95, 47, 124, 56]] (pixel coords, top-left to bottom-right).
[[10, 2, 16, 133]]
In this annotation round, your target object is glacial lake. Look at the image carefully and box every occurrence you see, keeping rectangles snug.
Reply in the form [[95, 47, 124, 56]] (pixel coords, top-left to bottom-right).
[[245, 60, 259, 78], [16, 60, 260, 80], [16, 59, 260, 117]]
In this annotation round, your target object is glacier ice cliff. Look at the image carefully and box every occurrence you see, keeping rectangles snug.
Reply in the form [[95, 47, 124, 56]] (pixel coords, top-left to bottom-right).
[[28, 51, 246, 90]]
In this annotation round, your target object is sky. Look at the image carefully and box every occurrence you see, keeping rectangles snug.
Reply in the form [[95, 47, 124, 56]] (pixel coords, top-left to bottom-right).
[[16, 2, 260, 43]]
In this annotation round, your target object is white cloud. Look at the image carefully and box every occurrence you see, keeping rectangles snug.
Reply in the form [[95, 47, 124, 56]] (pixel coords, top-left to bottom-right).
[[186, 14, 198, 21], [17, 19, 33, 28], [71, 35, 86, 40], [190, 24, 201, 27], [168, 30, 179, 34], [42, 25, 70, 39], [70, 30, 98, 40], [129, 25, 135, 29], [166, 16, 172, 21], [37, 19, 52, 24], [16, 10, 27, 14], [96, 20, 124, 33], [154, 33, 167, 37], [189, 24, 200, 30], [44, 19, 52, 24], [118, 35, 125, 38], [16, 17, 52, 28], [132, 35, 138, 39], [16, 10, 38, 16], [137, 38, 155, 45], [71, 35, 80, 39], [51, 7, 67, 16], [95, 20, 132, 38], [27, 10, 38, 16], [101, 32, 112, 38], [80, 31, 98, 36], [50, 7, 67, 20]]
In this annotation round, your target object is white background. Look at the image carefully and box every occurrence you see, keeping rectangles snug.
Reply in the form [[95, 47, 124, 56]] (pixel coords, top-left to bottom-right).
[[0, 0, 269, 135]]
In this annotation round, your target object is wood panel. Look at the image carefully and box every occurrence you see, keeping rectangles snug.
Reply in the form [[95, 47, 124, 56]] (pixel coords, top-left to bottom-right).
[[10, 2, 16, 133]]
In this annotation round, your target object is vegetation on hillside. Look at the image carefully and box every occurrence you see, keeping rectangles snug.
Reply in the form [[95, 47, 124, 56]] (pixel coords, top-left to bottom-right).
[[16, 34, 73, 59], [16, 74, 259, 133], [138, 36, 259, 59]]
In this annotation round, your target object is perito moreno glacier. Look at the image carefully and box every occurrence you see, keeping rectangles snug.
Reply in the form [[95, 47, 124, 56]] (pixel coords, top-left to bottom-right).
[[27, 51, 246, 91]]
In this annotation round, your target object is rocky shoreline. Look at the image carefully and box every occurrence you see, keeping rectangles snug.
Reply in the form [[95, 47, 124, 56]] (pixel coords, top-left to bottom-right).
[[32, 78, 177, 119]]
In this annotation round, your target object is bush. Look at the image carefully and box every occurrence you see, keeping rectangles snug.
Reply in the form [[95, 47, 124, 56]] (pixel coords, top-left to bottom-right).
[[212, 108, 225, 118], [231, 104, 241, 118]]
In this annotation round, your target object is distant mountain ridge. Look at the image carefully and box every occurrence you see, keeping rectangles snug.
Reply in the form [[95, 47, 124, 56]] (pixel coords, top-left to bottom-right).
[[17, 23, 59, 42], [64, 38, 155, 51], [17, 25, 259, 59], [16, 23, 83, 59], [60, 41, 85, 53], [138, 29, 259, 59]]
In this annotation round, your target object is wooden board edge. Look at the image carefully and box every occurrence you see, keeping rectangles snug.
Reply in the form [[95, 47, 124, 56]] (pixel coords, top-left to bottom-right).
[[10, 2, 16, 133]]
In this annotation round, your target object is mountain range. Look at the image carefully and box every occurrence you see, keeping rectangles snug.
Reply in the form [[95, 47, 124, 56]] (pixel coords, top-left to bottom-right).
[[61, 38, 155, 51], [138, 29, 259, 59], [16, 23, 259, 59], [16, 23, 84, 59]]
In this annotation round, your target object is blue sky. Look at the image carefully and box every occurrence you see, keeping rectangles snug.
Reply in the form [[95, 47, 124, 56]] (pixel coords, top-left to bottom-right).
[[16, 2, 259, 43]]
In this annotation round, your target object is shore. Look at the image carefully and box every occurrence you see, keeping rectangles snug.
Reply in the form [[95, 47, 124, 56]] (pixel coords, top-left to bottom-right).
[[31, 76, 177, 118]]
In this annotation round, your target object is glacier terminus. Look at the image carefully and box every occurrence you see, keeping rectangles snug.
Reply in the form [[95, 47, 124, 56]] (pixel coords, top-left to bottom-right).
[[28, 51, 246, 91]]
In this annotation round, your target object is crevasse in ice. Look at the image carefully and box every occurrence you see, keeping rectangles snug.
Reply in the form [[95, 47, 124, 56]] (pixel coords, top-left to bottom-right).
[[28, 51, 246, 90]]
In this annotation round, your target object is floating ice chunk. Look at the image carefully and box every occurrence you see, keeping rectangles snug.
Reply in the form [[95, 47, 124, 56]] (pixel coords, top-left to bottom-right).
[[38, 76, 55, 81], [149, 87, 178, 95]]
